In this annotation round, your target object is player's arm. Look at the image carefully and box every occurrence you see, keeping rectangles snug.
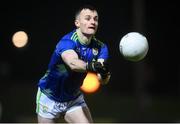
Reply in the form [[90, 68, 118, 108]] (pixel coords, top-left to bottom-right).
[[61, 49, 87, 72], [61, 49, 108, 73]]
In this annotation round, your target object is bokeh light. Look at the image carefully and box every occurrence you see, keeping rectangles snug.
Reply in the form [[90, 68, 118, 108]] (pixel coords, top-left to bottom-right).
[[81, 72, 100, 93], [12, 31, 28, 48]]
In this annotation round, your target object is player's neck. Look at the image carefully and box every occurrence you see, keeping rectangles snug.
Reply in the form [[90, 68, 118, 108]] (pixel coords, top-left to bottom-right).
[[76, 29, 92, 45]]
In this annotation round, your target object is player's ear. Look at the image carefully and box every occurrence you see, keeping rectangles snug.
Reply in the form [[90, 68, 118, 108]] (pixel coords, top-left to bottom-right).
[[75, 20, 80, 28]]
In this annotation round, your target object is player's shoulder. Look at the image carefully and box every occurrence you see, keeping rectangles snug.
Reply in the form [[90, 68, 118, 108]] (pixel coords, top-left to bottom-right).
[[56, 30, 78, 47], [61, 29, 78, 42]]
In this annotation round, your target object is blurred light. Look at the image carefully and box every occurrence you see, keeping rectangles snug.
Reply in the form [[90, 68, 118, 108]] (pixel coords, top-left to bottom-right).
[[81, 72, 100, 93], [12, 31, 28, 48]]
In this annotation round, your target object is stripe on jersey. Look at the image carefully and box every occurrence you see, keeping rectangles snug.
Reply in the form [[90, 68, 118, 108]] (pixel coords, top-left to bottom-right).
[[36, 88, 42, 113]]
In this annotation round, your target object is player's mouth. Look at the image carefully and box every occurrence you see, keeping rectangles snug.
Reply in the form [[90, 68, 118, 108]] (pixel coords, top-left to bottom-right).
[[88, 26, 96, 30]]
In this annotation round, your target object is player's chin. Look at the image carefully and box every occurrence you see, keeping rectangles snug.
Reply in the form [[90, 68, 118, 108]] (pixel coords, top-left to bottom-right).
[[87, 29, 97, 35]]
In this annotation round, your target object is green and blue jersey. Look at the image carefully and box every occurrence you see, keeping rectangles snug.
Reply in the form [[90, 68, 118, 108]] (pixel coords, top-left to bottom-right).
[[38, 29, 109, 102]]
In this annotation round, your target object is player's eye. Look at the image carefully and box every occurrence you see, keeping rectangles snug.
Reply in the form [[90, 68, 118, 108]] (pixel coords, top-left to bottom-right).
[[94, 16, 98, 22], [84, 16, 91, 21]]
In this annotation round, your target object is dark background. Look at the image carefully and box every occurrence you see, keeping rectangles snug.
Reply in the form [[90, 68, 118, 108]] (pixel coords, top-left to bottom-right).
[[0, 0, 179, 122]]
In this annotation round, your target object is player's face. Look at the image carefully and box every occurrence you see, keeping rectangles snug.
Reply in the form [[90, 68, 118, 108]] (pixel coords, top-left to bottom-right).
[[75, 9, 98, 37]]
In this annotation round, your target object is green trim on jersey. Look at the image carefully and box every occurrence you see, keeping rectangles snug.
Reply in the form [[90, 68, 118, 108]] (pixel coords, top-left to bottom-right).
[[71, 31, 78, 42], [71, 31, 104, 47], [92, 36, 104, 47], [36, 88, 42, 113]]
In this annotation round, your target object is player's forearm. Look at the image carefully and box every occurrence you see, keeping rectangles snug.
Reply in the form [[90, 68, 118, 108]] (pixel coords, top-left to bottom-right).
[[61, 50, 87, 72], [68, 58, 87, 72]]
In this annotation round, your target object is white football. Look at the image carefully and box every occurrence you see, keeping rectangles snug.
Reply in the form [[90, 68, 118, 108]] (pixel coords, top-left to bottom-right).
[[119, 32, 149, 62]]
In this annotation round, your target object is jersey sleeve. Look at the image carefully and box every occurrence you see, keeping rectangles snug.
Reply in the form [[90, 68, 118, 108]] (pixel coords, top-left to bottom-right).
[[98, 44, 109, 60], [55, 39, 76, 56]]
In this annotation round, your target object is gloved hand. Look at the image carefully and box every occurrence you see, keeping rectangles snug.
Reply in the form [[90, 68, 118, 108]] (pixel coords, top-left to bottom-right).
[[98, 62, 111, 79], [86, 61, 103, 73], [86, 61, 110, 79]]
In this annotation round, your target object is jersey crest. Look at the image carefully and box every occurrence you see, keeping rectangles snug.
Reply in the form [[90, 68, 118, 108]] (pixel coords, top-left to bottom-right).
[[92, 48, 99, 56]]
